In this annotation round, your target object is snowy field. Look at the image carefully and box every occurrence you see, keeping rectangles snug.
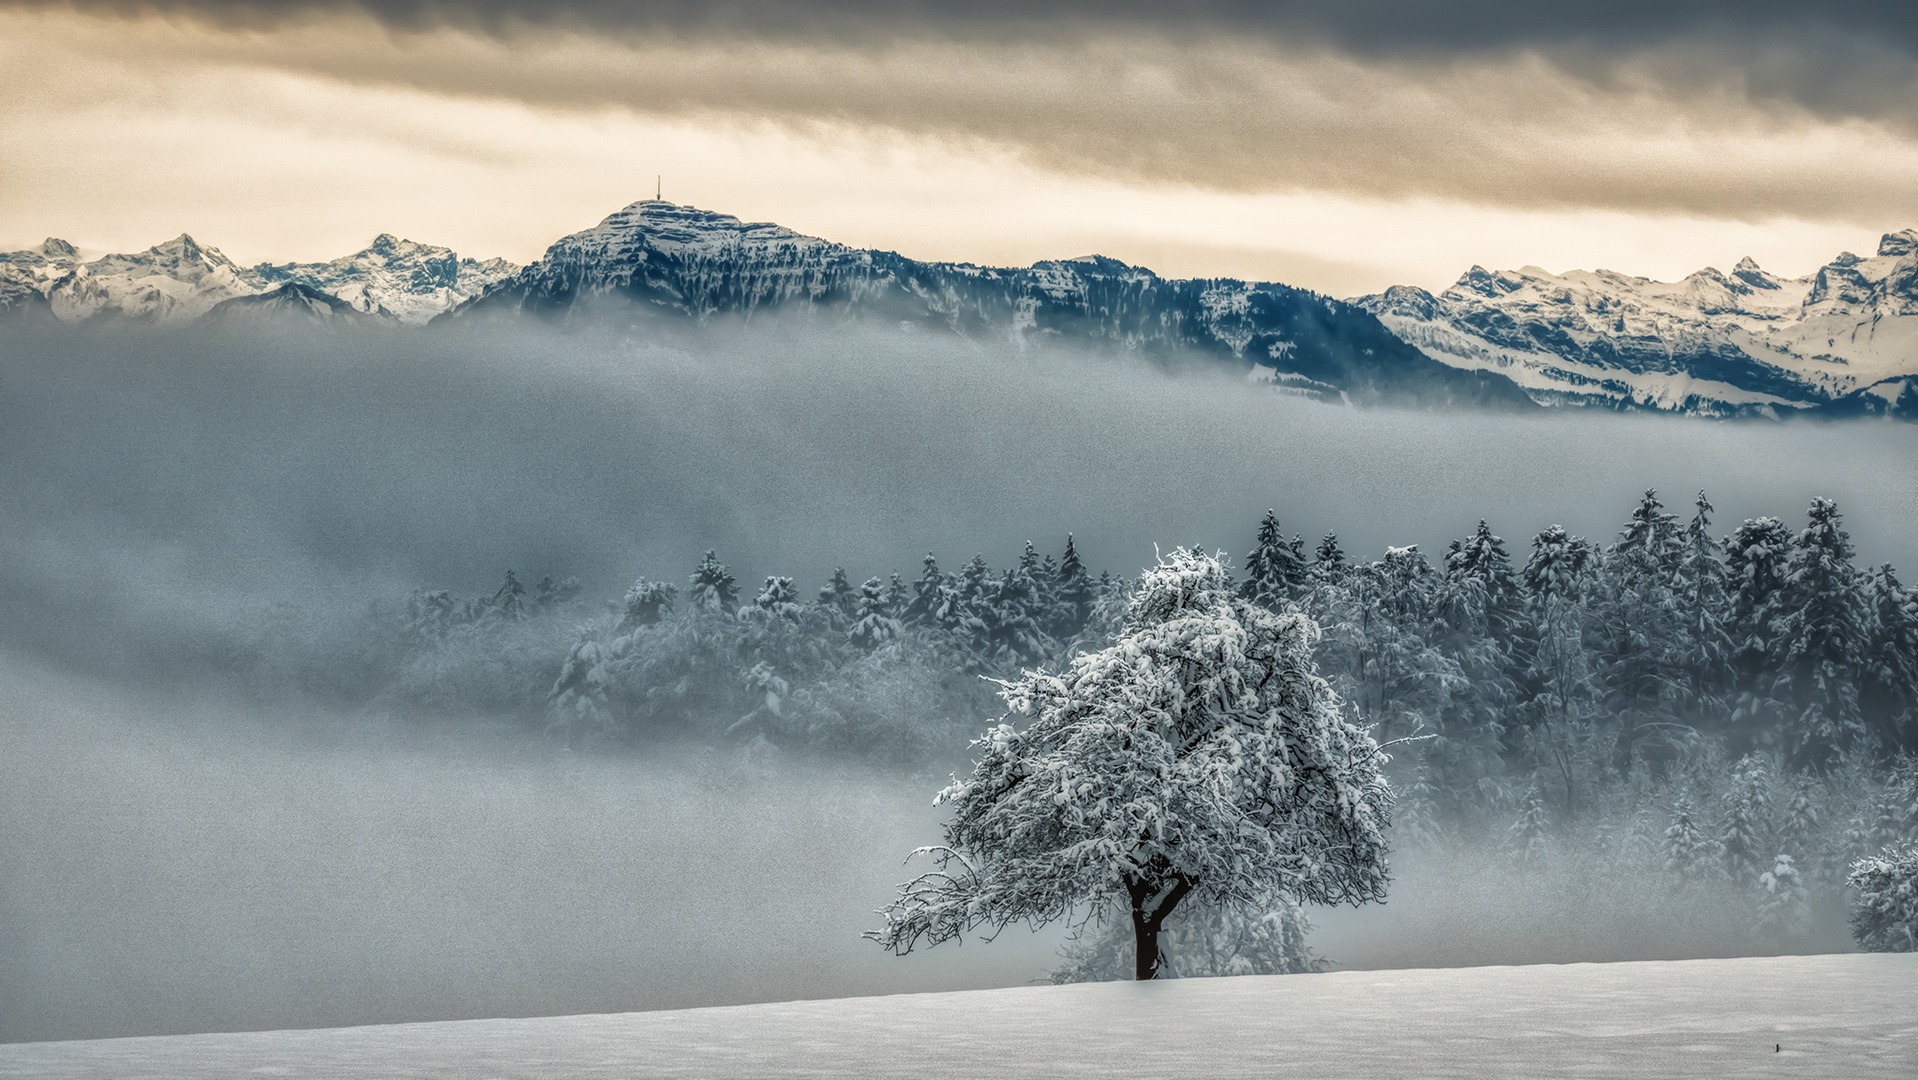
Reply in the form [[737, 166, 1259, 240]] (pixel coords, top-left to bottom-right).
[[4, 954, 1912, 1080]]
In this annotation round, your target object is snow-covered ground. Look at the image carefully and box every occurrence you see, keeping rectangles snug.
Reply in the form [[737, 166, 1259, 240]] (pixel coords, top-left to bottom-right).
[[4, 954, 1911, 1079]]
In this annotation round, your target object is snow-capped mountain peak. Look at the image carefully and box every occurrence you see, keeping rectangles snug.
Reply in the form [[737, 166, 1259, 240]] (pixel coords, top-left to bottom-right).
[[1357, 227, 1918, 417], [253, 234, 519, 325]]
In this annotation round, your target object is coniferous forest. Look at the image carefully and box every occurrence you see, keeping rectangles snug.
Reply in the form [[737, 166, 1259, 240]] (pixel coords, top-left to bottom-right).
[[323, 488, 1918, 961]]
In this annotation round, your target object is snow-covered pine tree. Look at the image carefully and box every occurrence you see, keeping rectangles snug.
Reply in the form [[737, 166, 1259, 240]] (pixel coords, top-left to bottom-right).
[[1777, 776, 1825, 885], [868, 548, 1393, 980], [489, 569, 528, 620], [882, 572, 911, 619], [1773, 498, 1871, 769], [1724, 516, 1793, 741], [1664, 793, 1719, 889], [818, 567, 860, 622], [1846, 843, 1918, 952], [1447, 521, 1524, 643], [1755, 853, 1811, 941], [902, 554, 953, 629], [687, 550, 739, 615], [1052, 534, 1095, 642], [1507, 783, 1552, 867], [1673, 492, 1734, 725], [850, 576, 903, 650], [1518, 526, 1601, 813], [1241, 509, 1308, 611], [748, 576, 802, 622], [616, 576, 678, 631], [1312, 532, 1348, 585], [1596, 491, 1689, 764], [1719, 755, 1775, 887], [1862, 565, 1918, 753]]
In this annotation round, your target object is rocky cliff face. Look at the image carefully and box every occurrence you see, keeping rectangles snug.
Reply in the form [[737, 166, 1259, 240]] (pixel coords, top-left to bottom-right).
[[453, 200, 1536, 410], [1355, 229, 1918, 416]]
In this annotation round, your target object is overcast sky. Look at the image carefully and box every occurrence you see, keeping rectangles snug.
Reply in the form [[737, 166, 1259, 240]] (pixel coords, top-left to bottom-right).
[[4, 1, 1917, 293]]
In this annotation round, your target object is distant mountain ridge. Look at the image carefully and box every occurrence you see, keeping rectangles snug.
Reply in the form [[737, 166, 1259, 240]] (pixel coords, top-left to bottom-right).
[[1356, 229, 1918, 419], [450, 200, 1535, 410], [7, 202, 1917, 419], [0, 233, 516, 327]]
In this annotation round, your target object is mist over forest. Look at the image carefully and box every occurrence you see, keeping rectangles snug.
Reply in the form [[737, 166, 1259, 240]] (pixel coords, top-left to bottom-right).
[[4, 321, 1917, 1043]]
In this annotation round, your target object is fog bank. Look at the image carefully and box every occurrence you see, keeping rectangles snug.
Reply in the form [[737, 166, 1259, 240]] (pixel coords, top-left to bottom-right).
[[2, 322, 1914, 685]]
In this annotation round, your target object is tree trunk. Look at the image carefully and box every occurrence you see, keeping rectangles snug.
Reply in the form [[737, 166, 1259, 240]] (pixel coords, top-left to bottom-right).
[[1128, 875, 1194, 980]]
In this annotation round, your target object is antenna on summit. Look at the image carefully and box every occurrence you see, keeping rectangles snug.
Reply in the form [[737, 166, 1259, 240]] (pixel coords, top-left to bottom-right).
[[656, 175, 661, 202]]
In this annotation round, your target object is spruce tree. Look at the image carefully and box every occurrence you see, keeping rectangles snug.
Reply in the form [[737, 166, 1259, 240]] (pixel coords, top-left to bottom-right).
[[490, 569, 528, 620], [1673, 492, 1734, 724], [1663, 793, 1718, 888], [1241, 509, 1307, 611], [1863, 565, 1918, 753], [818, 567, 860, 621], [903, 553, 949, 628], [1053, 534, 1095, 642], [850, 576, 903, 650], [1755, 853, 1811, 941], [687, 550, 739, 615], [1312, 532, 1348, 584], [1774, 498, 1871, 768], [1724, 516, 1793, 738], [616, 576, 678, 631], [1507, 783, 1552, 867], [1719, 755, 1774, 886]]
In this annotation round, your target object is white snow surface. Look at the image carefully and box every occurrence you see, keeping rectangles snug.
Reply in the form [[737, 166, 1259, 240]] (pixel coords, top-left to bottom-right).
[[5, 955, 1912, 1079]]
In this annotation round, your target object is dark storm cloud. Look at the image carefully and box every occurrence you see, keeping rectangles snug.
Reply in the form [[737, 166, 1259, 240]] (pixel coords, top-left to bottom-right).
[[23, 0, 1917, 54], [20, 0, 1918, 123]]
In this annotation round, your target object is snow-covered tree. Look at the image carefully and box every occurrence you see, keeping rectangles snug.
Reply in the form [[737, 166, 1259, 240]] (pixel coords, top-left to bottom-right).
[[1507, 783, 1552, 867], [1724, 516, 1793, 740], [1663, 794, 1718, 888], [1311, 532, 1348, 585], [850, 576, 903, 650], [1774, 498, 1871, 768], [616, 577, 678, 632], [1755, 853, 1811, 941], [687, 550, 739, 615], [1719, 755, 1774, 886], [1862, 565, 1918, 753], [1052, 534, 1095, 642], [868, 548, 1393, 980], [1847, 843, 1918, 952], [1673, 492, 1734, 723], [1241, 510, 1308, 610]]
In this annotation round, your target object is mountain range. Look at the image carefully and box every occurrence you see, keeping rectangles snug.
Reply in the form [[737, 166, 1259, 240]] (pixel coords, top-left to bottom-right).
[[5, 201, 1915, 419]]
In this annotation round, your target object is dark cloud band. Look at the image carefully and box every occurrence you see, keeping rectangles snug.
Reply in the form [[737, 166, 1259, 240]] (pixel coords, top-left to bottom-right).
[[18, 0, 1918, 53]]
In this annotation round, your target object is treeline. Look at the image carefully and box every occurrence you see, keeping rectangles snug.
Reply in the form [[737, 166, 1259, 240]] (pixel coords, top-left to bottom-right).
[[370, 488, 1918, 944], [387, 490, 1915, 773]]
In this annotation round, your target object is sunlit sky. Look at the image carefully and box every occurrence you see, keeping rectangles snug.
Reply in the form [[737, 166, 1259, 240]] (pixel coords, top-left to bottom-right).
[[4, 2, 1918, 295]]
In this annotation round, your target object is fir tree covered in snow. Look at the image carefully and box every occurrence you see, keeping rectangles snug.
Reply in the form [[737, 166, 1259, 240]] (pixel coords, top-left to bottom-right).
[[1774, 499, 1871, 768], [1241, 510, 1308, 611], [1664, 794, 1718, 888], [1718, 755, 1775, 887], [1847, 843, 1918, 952], [1755, 853, 1811, 941], [688, 550, 739, 615], [868, 548, 1392, 980]]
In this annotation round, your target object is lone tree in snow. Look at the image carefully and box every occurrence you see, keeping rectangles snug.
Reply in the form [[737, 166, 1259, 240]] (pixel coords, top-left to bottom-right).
[[866, 548, 1394, 980]]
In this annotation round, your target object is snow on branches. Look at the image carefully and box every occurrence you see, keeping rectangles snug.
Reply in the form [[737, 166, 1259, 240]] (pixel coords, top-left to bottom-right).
[[867, 547, 1393, 979]]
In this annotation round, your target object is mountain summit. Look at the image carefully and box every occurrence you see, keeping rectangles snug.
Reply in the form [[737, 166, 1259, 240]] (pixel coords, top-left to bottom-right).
[[1356, 230, 1918, 418], [449, 199, 1535, 410]]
